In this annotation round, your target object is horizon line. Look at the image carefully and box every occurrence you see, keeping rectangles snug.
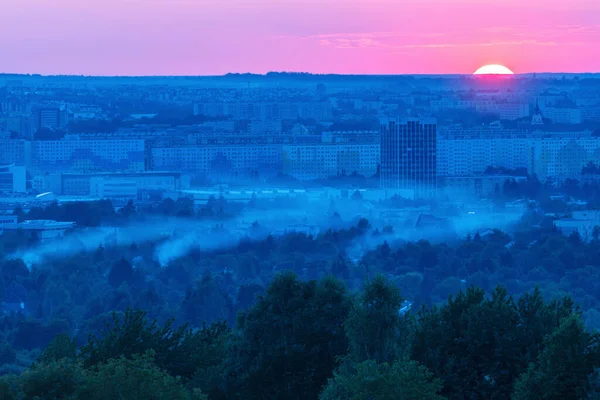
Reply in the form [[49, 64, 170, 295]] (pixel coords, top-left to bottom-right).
[[1, 71, 599, 78]]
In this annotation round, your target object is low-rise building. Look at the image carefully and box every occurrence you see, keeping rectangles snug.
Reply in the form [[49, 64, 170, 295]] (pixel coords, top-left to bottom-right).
[[555, 211, 600, 241], [440, 175, 527, 199], [0, 165, 26, 193], [39, 171, 189, 197], [3, 220, 75, 241], [0, 215, 18, 234]]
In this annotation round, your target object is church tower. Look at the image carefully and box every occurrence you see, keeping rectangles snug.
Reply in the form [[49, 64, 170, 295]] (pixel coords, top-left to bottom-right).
[[531, 99, 544, 125]]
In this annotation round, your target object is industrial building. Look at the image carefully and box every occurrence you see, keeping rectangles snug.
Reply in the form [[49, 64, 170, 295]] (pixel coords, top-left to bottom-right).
[[3, 220, 75, 241], [39, 171, 189, 197]]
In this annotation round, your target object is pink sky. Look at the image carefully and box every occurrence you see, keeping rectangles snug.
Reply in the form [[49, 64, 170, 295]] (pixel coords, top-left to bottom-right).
[[0, 0, 599, 75]]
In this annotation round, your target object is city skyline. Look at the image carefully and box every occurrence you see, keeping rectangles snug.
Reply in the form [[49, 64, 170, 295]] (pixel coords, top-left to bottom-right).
[[1, 0, 600, 76]]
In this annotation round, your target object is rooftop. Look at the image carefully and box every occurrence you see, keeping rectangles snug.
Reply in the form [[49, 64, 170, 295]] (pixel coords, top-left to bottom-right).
[[6, 220, 76, 230]]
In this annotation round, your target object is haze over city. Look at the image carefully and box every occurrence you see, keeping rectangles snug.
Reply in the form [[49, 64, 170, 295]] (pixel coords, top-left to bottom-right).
[[1, 0, 600, 75]]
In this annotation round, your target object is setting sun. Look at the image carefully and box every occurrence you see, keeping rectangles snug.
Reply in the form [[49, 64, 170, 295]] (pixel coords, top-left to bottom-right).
[[473, 64, 514, 75]]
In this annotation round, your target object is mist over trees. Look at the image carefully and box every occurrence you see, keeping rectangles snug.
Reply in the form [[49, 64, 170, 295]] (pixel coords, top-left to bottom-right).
[[0, 197, 599, 397]]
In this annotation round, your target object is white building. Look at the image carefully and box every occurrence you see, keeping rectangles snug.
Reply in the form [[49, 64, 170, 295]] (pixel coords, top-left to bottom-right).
[[581, 106, 600, 122], [430, 99, 495, 112], [198, 120, 236, 132], [542, 107, 582, 124], [248, 120, 283, 135], [437, 127, 600, 181], [40, 171, 189, 196], [0, 139, 27, 165], [0, 165, 26, 193], [529, 136, 600, 181], [436, 127, 530, 177], [194, 102, 333, 121], [555, 211, 600, 241], [354, 100, 383, 111], [72, 112, 97, 120], [497, 103, 530, 120], [3, 220, 75, 241], [28, 138, 145, 173], [0, 215, 18, 234], [281, 143, 380, 180], [321, 131, 379, 144], [90, 177, 138, 199], [151, 145, 282, 180], [440, 175, 528, 199]]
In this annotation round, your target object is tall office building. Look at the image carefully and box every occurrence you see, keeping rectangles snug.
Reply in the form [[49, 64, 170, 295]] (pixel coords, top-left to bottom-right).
[[32, 105, 69, 132], [380, 117, 437, 198]]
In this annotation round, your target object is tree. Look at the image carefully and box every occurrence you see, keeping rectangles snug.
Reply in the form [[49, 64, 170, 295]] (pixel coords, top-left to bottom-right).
[[351, 190, 363, 201], [78, 351, 206, 400], [592, 226, 600, 242], [18, 359, 84, 400], [513, 314, 600, 400], [345, 274, 408, 364], [182, 273, 231, 326], [412, 286, 577, 400], [80, 309, 229, 383], [107, 257, 135, 288], [226, 273, 350, 400], [38, 334, 77, 364], [119, 200, 136, 218], [320, 359, 445, 400]]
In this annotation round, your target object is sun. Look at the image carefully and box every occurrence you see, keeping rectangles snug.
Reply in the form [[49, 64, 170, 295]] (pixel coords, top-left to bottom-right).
[[473, 64, 514, 75]]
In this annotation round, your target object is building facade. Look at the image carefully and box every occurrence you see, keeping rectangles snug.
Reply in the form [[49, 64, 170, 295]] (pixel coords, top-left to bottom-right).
[[529, 136, 600, 181], [436, 127, 600, 182], [380, 117, 437, 198], [0, 139, 27, 165], [436, 127, 530, 176], [281, 143, 379, 180], [32, 105, 69, 132], [41, 171, 188, 196], [0, 165, 26, 193], [497, 102, 530, 120], [151, 145, 282, 181], [193, 102, 333, 121], [29, 138, 145, 174], [542, 107, 582, 124], [3, 220, 75, 241]]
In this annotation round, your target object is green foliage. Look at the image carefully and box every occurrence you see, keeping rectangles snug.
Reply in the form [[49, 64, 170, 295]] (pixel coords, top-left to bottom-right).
[[38, 334, 77, 364], [182, 273, 231, 326], [80, 308, 230, 382], [10, 351, 206, 400], [0, 341, 16, 365], [184, 321, 231, 399], [412, 286, 577, 399], [227, 272, 350, 400], [322, 275, 436, 400], [77, 351, 205, 400], [512, 314, 600, 400], [345, 274, 408, 364], [18, 359, 84, 400], [0, 376, 17, 400], [12, 319, 71, 351], [320, 359, 445, 400]]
